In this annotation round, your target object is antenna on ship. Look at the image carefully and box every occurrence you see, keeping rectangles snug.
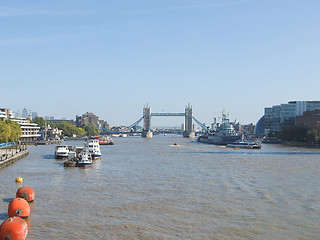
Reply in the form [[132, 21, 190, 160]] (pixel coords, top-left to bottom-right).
[[221, 109, 226, 121]]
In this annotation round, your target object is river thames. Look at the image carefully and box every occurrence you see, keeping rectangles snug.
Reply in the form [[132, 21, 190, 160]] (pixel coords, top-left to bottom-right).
[[1, 135, 320, 239]]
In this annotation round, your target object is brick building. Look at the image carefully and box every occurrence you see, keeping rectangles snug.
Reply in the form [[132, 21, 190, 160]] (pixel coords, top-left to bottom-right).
[[76, 112, 109, 130], [76, 112, 99, 127], [0, 108, 11, 121], [296, 109, 320, 132]]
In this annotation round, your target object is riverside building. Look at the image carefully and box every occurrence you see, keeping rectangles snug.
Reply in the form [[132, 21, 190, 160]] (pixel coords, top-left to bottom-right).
[[1, 107, 41, 142], [296, 109, 320, 133], [0, 108, 15, 121], [256, 101, 320, 135], [0, 108, 12, 121], [12, 119, 41, 143], [76, 112, 109, 130]]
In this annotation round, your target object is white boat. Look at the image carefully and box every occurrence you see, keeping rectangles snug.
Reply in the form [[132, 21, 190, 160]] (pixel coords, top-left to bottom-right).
[[226, 140, 262, 149], [54, 145, 69, 159], [77, 150, 92, 167], [84, 139, 101, 159]]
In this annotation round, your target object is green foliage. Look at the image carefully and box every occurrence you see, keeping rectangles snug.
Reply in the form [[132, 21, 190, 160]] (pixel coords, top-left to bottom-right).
[[305, 129, 318, 142], [55, 121, 85, 137], [34, 116, 47, 128], [34, 116, 58, 128], [0, 120, 21, 143], [76, 127, 86, 136], [83, 125, 99, 136], [0, 121, 10, 143], [280, 125, 307, 142], [6, 120, 21, 142]]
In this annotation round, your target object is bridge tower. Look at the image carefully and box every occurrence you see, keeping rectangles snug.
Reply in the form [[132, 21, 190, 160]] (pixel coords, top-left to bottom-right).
[[183, 104, 195, 138], [142, 104, 153, 138]]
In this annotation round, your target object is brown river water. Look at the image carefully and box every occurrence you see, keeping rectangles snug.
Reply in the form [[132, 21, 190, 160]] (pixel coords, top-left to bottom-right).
[[1, 135, 320, 239]]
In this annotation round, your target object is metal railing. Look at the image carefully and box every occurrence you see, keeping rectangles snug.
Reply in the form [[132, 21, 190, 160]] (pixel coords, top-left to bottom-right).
[[0, 142, 27, 161], [0, 142, 18, 149]]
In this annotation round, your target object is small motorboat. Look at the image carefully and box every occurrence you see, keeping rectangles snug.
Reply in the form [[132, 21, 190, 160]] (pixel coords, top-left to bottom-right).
[[63, 151, 77, 167], [99, 136, 115, 145], [64, 160, 77, 167]]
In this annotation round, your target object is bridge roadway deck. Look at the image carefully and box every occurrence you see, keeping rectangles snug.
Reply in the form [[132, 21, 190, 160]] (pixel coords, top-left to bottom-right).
[[151, 113, 185, 117]]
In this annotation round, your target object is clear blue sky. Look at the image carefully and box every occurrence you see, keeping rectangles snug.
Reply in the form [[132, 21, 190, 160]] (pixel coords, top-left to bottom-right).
[[1, 0, 319, 127]]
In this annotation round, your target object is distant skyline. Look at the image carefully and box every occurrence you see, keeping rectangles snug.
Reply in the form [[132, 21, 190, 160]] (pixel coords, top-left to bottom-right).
[[1, 0, 320, 127]]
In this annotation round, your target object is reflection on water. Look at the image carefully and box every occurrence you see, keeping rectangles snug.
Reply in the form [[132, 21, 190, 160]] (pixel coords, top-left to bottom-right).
[[0, 135, 320, 239], [2, 198, 14, 203], [0, 212, 8, 221]]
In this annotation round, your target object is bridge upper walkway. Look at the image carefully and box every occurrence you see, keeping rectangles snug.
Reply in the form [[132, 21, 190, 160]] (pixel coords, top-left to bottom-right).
[[100, 113, 207, 133]]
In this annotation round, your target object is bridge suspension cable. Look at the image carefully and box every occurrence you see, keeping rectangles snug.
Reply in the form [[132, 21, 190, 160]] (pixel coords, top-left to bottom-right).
[[123, 116, 144, 130], [192, 116, 208, 130], [100, 116, 144, 133]]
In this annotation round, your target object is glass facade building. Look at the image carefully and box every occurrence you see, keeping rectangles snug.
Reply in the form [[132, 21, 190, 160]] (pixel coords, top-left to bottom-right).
[[255, 101, 320, 135]]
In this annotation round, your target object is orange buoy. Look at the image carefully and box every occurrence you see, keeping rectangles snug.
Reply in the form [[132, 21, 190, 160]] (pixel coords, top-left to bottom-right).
[[0, 216, 28, 240], [24, 217, 32, 229], [16, 186, 35, 202], [8, 198, 30, 218]]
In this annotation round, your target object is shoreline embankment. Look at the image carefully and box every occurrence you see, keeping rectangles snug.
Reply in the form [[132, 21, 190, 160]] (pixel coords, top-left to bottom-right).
[[0, 147, 29, 170], [281, 141, 320, 148]]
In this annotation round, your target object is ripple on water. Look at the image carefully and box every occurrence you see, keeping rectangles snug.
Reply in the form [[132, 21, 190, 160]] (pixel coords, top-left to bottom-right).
[[1, 137, 320, 239]]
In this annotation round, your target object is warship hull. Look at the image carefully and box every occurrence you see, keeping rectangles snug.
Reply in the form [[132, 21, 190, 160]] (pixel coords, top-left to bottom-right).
[[198, 135, 242, 145]]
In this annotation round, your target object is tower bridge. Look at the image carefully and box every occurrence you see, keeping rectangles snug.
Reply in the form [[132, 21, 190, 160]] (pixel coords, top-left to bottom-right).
[[142, 103, 195, 138], [101, 104, 207, 138]]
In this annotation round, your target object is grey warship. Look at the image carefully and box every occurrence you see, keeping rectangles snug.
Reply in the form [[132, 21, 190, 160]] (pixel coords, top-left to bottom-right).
[[198, 113, 242, 145]]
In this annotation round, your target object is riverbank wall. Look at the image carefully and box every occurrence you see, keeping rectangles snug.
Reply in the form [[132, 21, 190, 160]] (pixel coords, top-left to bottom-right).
[[0, 148, 29, 170], [281, 141, 320, 148]]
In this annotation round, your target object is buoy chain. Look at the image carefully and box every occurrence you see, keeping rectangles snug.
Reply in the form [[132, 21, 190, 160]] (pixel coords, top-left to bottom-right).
[[15, 209, 22, 216]]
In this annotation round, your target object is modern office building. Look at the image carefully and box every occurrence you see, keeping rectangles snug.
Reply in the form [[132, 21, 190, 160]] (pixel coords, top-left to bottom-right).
[[257, 101, 320, 135], [14, 110, 21, 118], [21, 108, 29, 119], [254, 116, 265, 136], [31, 112, 38, 120]]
